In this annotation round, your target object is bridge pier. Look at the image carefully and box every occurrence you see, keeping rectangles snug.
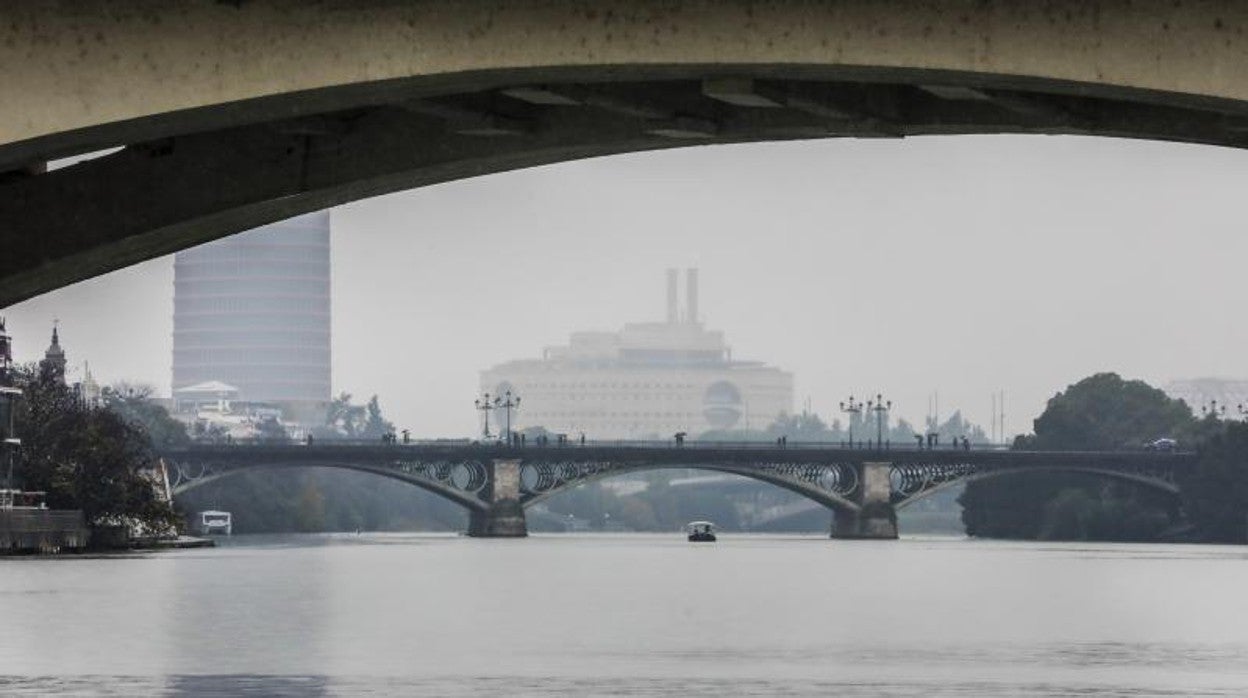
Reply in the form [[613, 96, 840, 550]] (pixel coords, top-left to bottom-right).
[[467, 459, 528, 538], [831, 461, 898, 540]]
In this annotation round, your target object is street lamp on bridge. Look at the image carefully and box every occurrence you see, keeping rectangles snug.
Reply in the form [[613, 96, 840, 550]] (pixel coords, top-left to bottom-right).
[[868, 393, 891, 450], [1201, 399, 1226, 419], [495, 390, 521, 446], [474, 392, 494, 440], [840, 395, 863, 448]]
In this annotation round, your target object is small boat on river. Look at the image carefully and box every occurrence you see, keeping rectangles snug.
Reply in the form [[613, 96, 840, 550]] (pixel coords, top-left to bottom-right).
[[686, 521, 717, 542]]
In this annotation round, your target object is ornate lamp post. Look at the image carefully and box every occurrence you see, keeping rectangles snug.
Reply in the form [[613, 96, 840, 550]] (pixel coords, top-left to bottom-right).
[[840, 395, 863, 448], [495, 390, 521, 446], [474, 392, 494, 440], [1201, 399, 1226, 419], [868, 393, 892, 450]]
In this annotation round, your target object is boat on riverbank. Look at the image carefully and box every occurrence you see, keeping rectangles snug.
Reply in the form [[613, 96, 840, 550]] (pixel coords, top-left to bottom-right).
[[193, 510, 232, 536]]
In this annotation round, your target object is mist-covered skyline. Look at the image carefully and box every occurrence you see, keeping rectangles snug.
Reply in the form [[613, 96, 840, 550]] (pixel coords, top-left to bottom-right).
[[5, 134, 1247, 437]]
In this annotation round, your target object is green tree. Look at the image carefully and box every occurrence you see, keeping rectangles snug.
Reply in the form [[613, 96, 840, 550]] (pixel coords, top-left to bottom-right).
[[13, 364, 178, 531], [1038, 488, 1098, 540], [766, 411, 837, 442], [324, 391, 366, 438], [321, 392, 394, 439], [698, 410, 939, 446], [1019, 372, 1195, 451], [1182, 421, 1248, 542], [961, 373, 1194, 542], [102, 383, 190, 448], [925, 410, 988, 444], [361, 395, 394, 439]]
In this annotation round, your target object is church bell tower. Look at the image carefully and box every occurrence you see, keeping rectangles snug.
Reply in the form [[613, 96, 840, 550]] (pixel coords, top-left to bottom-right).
[[40, 323, 66, 383]]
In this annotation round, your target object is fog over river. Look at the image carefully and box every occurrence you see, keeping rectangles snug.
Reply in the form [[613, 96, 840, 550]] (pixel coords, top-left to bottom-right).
[[3, 534, 1248, 696]]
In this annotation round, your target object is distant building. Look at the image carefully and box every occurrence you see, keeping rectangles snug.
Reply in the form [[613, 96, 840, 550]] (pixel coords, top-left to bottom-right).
[[172, 212, 331, 428], [40, 324, 66, 383], [35, 325, 103, 407], [1164, 378, 1248, 415], [77, 362, 102, 408], [480, 269, 793, 439], [0, 319, 16, 453], [0, 319, 10, 388]]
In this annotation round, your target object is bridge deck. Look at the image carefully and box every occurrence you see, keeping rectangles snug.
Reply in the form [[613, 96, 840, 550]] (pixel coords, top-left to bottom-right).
[[160, 441, 1196, 469]]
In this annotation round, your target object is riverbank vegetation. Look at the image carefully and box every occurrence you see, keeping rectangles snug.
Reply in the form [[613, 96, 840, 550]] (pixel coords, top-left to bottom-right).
[[19, 360, 1248, 542], [960, 372, 1248, 544], [9, 364, 178, 533]]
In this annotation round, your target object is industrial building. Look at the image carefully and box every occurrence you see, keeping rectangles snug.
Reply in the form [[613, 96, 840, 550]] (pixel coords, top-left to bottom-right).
[[480, 269, 793, 440]]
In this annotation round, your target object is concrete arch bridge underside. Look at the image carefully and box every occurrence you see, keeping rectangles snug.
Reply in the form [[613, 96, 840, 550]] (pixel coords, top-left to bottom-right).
[[161, 444, 1191, 538], [5, 1, 1248, 306]]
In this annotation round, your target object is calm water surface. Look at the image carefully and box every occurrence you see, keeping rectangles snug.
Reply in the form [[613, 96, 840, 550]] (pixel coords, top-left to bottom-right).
[[3, 533, 1248, 696]]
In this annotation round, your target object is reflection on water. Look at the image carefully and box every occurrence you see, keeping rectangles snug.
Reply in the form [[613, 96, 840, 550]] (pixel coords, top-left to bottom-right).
[[3, 534, 1248, 696], [0, 674, 1233, 697]]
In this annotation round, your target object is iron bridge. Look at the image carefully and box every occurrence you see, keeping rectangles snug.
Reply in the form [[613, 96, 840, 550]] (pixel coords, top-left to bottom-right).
[[158, 441, 1194, 538]]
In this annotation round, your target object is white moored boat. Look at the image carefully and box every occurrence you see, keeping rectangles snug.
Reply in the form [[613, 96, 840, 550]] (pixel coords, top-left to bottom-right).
[[194, 510, 232, 536]]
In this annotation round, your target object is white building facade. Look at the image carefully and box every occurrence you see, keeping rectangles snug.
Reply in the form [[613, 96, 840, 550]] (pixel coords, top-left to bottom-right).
[[1164, 378, 1248, 415], [480, 269, 793, 439]]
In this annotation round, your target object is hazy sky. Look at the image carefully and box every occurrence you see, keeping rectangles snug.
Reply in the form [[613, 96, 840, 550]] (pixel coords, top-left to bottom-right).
[[5, 134, 1247, 437]]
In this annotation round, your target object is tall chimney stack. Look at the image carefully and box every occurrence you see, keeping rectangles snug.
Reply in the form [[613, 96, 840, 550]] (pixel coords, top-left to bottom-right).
[[686, 267, 699, 324], [666, 268, 679, 324]]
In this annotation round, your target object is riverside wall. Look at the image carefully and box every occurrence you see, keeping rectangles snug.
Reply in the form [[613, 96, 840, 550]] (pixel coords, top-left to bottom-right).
[[0, 509, 89, 553]]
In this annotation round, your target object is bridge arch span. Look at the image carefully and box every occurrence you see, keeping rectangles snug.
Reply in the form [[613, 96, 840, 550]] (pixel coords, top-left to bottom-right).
[[7, 1, 1248, 304], [166, 459, 491, 513], [894, 464, 1181, 511], [519, 462, 861, 515]]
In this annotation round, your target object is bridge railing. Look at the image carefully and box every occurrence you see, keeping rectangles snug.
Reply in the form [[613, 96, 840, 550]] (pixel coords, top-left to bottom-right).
[[170, 437, 1188, 456], [176, 436, 1011, 450]]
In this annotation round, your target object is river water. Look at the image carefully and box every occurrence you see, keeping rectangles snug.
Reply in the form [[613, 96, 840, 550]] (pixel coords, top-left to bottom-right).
[[3, 533, 1248, 696]]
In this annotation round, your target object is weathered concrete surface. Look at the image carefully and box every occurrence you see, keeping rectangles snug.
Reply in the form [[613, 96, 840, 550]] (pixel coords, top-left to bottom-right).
[[468, 459, 528, 538], [832, 462, 898, 539], [5, 1, 1248, 306], [6, 0, 1248, 161]]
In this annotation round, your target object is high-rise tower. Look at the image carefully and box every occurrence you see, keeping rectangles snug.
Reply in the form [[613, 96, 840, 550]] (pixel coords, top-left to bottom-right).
[[172, 212, 331, 423]]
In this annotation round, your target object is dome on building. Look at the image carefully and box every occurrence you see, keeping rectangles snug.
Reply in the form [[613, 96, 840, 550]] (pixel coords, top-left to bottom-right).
[[702, 380, 743, 429], [480, 269, 791, 439]]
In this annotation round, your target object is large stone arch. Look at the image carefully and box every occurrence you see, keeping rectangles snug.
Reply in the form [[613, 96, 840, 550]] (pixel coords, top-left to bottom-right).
[[6, 1, 1248, 305], [895, 464, 1181, 510]]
